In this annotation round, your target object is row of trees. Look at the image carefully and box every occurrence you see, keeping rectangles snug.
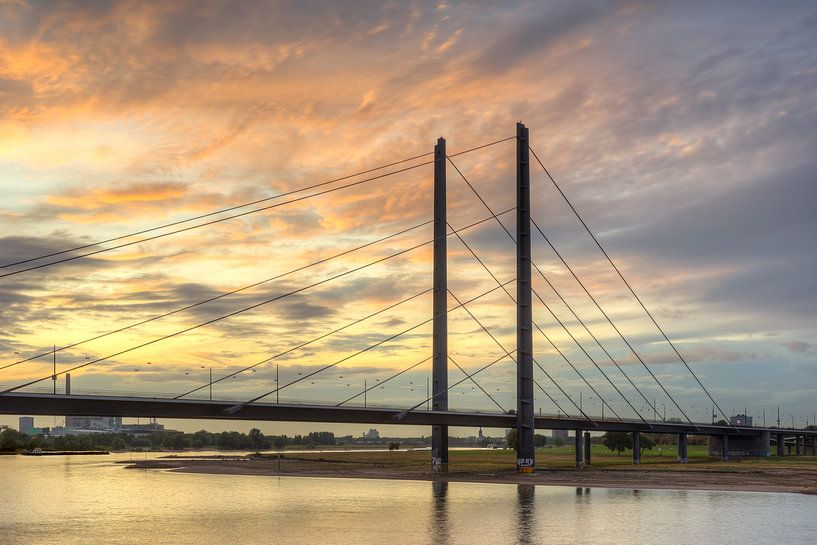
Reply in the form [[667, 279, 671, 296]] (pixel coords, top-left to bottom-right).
[[504, 429, 549, 449], [0, 428, 336, 452], [602, 432, 655, 455], [503, 429, 691, 455]]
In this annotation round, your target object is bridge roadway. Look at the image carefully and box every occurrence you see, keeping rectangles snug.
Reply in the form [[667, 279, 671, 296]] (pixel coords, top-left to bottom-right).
[[3, 392, 816, 439]]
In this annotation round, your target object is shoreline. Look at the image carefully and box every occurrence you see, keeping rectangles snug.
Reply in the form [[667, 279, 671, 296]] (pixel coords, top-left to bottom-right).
[[122, 455, 817, 495]]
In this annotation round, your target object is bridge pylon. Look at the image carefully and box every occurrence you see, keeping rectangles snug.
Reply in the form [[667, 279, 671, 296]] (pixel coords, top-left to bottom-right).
[[431, 137, 448, 472], [516, 122, 535, 473]]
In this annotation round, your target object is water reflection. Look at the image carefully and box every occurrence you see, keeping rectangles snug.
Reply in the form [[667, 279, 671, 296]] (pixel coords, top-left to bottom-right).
[[429, 480, 449, 543], [575, 486, 592, 504], [2, 455, 814, 545], [516, 484, 536, 545]]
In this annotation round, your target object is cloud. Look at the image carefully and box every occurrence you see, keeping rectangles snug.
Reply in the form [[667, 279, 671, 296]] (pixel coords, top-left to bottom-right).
[[1, 1, 816, 419]]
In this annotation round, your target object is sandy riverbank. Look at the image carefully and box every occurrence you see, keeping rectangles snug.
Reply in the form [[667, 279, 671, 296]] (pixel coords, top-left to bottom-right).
[[121, 451, 817, 495]]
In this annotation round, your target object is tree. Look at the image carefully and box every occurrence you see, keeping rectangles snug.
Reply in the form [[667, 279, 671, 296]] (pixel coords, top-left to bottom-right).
[[388, 442, 400, 451], [638, 433, 655, 455], [0, 429, 25, 451], [553, 436, 565, 447], [602, 431, 632, 455], [249, 428, 270, 450], [506, 428, 517, 452], [533, 434, 547, 448]]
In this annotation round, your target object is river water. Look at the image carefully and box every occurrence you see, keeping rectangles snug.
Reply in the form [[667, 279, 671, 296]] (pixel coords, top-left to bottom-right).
[[1, 452, 814, 545]]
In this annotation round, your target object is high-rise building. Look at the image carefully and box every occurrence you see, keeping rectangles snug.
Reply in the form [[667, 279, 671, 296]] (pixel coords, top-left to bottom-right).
[[552, 429, 569, 440], [19, 416, 35, 434]]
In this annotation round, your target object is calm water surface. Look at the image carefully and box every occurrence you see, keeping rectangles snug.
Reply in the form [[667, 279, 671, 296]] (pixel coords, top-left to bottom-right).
[[1, 452, 814, 545]]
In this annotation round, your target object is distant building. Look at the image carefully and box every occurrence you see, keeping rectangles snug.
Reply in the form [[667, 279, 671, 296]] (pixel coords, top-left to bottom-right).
[[552, 429, 569, 440], [120, 422, 165, 434], [65, 416, 122, 431], [730, 414, 753, 427], [363, 428, 380, 440], [19, 416, 34, 434]]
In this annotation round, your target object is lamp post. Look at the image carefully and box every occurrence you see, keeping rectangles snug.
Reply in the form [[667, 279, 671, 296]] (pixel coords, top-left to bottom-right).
[[52, 345, 57, 394]]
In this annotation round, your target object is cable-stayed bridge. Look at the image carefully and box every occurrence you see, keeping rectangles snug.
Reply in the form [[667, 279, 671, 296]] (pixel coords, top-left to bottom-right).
[[1, 123, 814, 472]]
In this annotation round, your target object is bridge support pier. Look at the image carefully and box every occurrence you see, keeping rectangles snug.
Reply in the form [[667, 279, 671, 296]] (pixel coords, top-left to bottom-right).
[[678, 433, 688, 464], [515, 122, 535, 474], [575, 429, 584, 469], [811, 436, 817, 456], [632, 432, 641, 465], [777, 433, 784, 456], [796, 435, 802, 456], [431, 137, 448, 473], [721, 435, 729, 462], [584, 431, 591, 466]]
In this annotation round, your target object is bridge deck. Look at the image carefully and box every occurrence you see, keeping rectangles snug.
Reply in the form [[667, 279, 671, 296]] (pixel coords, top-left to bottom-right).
[[3, 393, 815, 437]]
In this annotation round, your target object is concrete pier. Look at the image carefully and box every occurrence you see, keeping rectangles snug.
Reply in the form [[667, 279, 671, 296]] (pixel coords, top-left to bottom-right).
[[632, 432, 641, 464], [721, 435, 729, 462], [678, 433, 688, 464], [796, 435, 802, 456], [575, 429, 584, 469], [583, 432, 591, 466], [777, 433, 784, 456]]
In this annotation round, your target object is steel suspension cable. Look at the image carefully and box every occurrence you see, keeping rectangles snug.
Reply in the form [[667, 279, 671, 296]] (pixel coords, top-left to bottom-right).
[[394, 349, 578, 423], [397, 352, 517, 418], [0, 162, 433, 279], [1, 136, 514, 278], [448, 222, 620, 420], [447, 157, 652, 423], [529, 256, 664, 421], [2, 220, 432, 372], [175, 288, 433, 399], [0, 211, 513, 395], [447, 288, 597, 422], [528, 221, 680, 423], [229, 281, 514, 411], [448, 355, 506, 412], [448, 223, 588, 418], [529, 147, 727, 422], [335, 355, 432, 407], [336, 352, 508, 412], [0, 153, 432, 270]]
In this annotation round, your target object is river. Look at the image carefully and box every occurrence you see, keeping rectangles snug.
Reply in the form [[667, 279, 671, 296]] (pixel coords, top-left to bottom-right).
[[1, 452, 814, 544]]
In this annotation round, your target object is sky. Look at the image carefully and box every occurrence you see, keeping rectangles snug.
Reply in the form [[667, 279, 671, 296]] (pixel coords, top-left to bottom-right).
[[1, 0, 816, 436]]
